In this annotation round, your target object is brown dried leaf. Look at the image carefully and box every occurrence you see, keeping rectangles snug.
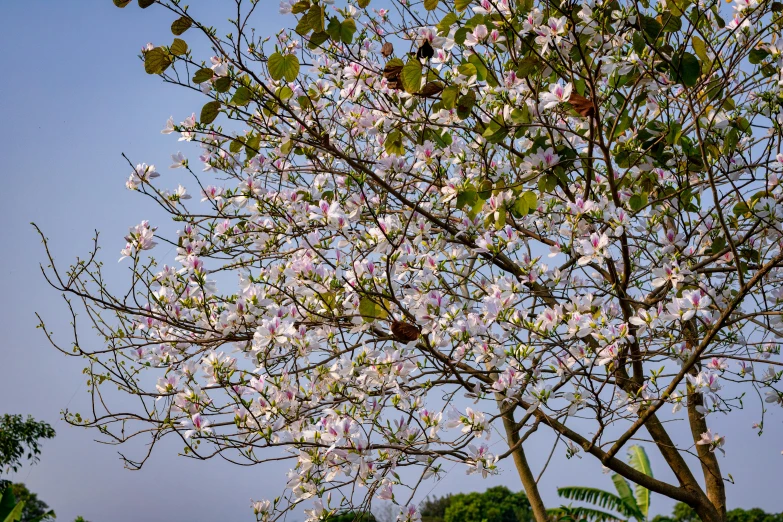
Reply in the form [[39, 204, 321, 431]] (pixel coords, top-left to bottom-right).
[[383, 64, 403, 79], [416, 41, 434, 61], [383, 63, 403, 90], [381, 42, 394, 58], [568, 91, 595, 118], [418, 81, 444, 97], [391, 320, 421, 342]]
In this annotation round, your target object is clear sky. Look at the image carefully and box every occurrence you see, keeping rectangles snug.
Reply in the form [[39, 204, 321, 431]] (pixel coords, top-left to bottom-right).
[[1, 2, 781, 522]]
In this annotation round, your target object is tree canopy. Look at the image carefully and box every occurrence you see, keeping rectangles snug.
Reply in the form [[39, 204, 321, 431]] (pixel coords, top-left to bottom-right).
[[443, 486, 532, 522], [327, 511, 378, 522], [0, 415, 55, 476], [653, 503, 783, 522], [37, 0, 783, 521]]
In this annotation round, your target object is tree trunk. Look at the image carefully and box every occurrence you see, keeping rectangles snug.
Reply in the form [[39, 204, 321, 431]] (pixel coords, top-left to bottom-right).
[[688, 391, 727, 521], [501, 412, 549, 522]]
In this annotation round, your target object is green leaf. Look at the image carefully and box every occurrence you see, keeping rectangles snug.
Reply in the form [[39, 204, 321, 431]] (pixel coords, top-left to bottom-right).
[[358, 0, 371, 6], [692, 36, 709, 63], [541, 173, 557, 192], [296, 13, 314, 35], [547, 507, 627, 522], [557, 486, 635, 517], [733, 202, 749, 216], [640, 15, 662, 40], [512, 197, 529, 217], [626, 445, 653, 518], [232, 86, 253, 106], [482, 118, 508, 143], [291, 0, 311, 14], [436, 12, 458, 34], [613, 112, 632, 138], [441, 85, 459, 109], [170, 38, 188, 56], [611, 475, 644, 520], [669, 0, 691, 15], [478, 179, 493, 200], [138, 0, 155, 7], [467, 196, 486, 219], [359, 297, 387, 321], [3, 501, 25, 522], [305, 5, 325, 32], [632, 31, 645, 54], [424, 0, 439, 10], [710, 235, 727, 256], [454, 27, 469, 45], [200, 101, 221, 124], [439, 130, 452, 146], [516, 57, 538, 78], [455, 0, 472, 11], [509, 105, 530, 124], [674, 52, 700, 87], [268, 52, 300, 82], [171, 16, 193, 35], [401, 59, 423, 93], [522, 191, 537, 212], [0, 490, 17, 520], [456, 90, 476, 120], [277, 85, 294, 101], [458, 62, 478, 78], [192, 68, 215, 84], [214, 76, 232, 93], [484, 128, 508, 144], [341, 18, 357, 44], [385, 129, 404, 155], [467, 54, 488, 81], [315, 290, 336, 311], [229, 138, 245, 154], [144, 47, 171, 75], [113, 0, 131, 7], [308, 31, 330, 49], [326, 16, 341, 40], [494, 207, 507, 229], [659, 11, 681, 31], [374, 303, 388, 320], [749, 48, 769, 64], [665, 122, 682, 146], [0, 490, 24, 522], [456, 188, 477, 209], [245, 134, 262, 159], [724, 127, 739, 153]]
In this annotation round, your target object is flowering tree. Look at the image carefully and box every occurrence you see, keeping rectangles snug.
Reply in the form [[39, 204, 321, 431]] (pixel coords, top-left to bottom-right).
[[37, 0, 783, 521]]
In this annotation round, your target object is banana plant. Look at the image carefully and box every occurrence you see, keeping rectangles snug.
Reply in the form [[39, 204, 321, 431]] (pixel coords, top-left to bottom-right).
[[0, 488, 25, 522], [0, 488, 55, 522], [550, 445, 653, 522]]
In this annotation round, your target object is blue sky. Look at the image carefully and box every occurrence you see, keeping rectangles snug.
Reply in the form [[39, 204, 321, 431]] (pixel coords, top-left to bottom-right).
[[1, 2, 781, 522]]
